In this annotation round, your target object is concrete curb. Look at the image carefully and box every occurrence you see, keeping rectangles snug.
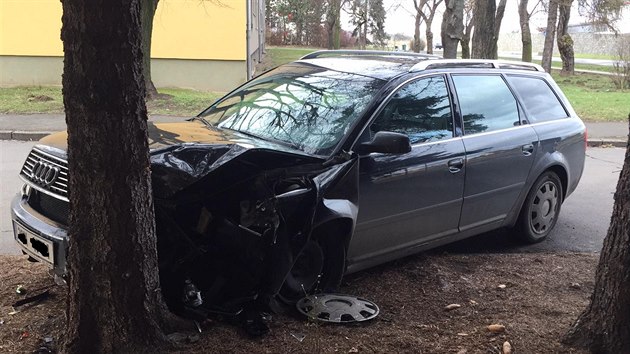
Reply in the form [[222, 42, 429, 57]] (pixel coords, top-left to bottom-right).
[[2, 129, 627, 148]]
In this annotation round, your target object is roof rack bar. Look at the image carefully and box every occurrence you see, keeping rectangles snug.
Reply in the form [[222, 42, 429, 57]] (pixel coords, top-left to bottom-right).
[[409, 59, 544, 72], [300, 50, 441, 60]]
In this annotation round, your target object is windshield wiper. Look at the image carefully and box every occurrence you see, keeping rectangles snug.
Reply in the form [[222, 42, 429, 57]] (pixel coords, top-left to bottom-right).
[[194, 116, 213, 127]]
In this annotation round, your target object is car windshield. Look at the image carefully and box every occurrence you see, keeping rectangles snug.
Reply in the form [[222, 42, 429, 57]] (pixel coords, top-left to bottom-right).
[[199, 64, 385, 156]]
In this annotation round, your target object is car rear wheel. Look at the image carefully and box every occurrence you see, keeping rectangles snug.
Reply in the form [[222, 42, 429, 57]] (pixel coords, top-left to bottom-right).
[[278, 234, 346, 304], [517, 171, 563, 243]]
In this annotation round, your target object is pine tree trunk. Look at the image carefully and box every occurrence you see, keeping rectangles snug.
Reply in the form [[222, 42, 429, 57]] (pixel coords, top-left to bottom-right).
[[441, 0, 464, 59], [471, 0, 496, 59], [518, 0, 533, 62], [141, 0, 159, 99], [541, 0, 558, 72], [61, 0, 172, 351], [564, 117, 630, 353], [556, 0, 575, 75]]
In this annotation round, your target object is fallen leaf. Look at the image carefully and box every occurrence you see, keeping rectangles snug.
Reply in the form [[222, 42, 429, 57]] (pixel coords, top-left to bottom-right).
[[502, 341, 513, 354], [488, 324, 506, 333], [497, 284, 507, 289], [570, 282, 581, 289], [444, 304, 461, 311]]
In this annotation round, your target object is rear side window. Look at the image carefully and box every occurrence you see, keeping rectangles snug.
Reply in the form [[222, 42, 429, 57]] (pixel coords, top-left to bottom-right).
[[452, 75, 520, 135], [506, 76, 568, 122]]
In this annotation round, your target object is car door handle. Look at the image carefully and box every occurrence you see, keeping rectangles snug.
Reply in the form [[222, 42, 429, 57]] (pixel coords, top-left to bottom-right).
[[522, 144, 535, 156], [447, 158, 464, 173]]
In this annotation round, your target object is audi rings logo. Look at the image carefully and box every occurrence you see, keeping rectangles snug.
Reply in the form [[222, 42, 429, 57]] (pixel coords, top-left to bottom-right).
[[31, 160, 60, 186]]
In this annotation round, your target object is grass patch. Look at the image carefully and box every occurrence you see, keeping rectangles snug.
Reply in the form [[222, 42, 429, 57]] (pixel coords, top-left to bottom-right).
[[0, 86, 222, 117], [574, 53, 616, 60], [265, 46, 321, 67], [552, 62, 616, 73], [0, 86, 65, 114], [553, 72, 629, 122]]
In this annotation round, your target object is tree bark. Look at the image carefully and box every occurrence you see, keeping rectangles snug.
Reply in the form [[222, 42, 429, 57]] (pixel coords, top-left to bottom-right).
[[541, 0, 558, 72], [441, 0, 464, 58], [414, 11, 422, 52], [141, 0, 159, 99], [556, 0, 575, 75], [492, 0, 507, 58], [461, 21, 473, 59], [471, 0, 496, 59], [426, 25, 434, 54], [564, 117, 630, 353], [61, 0, 172, 351], [518, 0, 533, 62]]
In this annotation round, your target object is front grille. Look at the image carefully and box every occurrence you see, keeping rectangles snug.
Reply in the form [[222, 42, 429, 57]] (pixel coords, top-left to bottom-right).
[[20, 147, 69, 201], [28, 190, 70, 225]]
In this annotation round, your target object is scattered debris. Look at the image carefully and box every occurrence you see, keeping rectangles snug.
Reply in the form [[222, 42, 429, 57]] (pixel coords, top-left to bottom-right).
[[487, 324, 506, 333], [457, 332, 469, 336], [570, 282, 581, 289], [16, 285, 26, 295], [8, 309, 19, 315], [27, 94, 54, 102], [0, 319, 4, 325], [290, 332, 306, 342], [12, 290, 51, 308], [497, 284, 507, 289], [456, 349, 468, 354], [348, 347, 359, 353], [19, 331, 29, 340], [444, 304, 461, 311], [469, 300, 478, 305], [502, 341, 513, 354], [296, 294, 379, 323]]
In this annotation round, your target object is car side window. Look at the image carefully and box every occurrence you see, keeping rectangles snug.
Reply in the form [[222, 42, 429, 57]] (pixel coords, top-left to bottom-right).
[[452, 75, 520, 135], [506, 75, 569, 122], [370, 76, 453, 144]]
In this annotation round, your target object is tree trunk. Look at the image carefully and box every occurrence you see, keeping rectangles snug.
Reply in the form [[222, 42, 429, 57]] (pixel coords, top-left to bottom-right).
[[426, 23, 434, 54], [326, 0, 340, 49], [414, 12, 422, 53], [141, 0, 159, 100], [518, 0, 533, 62], [471, 0, 496, 59], [462, 21, 473, 59], [564, 117, 630, 353], [441, 0, 464, 58], [556, 0, 575, 75], [492, 0, 507, 58], [541, 0, 558, 72], [333, 5, 341, 49], [61, 0, 172, 351]]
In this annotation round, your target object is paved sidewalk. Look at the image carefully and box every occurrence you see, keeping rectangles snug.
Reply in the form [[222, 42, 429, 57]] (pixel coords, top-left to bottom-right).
[[0, 113, 627, 147]]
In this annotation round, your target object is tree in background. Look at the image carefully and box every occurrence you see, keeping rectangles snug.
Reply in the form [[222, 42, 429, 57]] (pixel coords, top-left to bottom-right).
[[471, 0, 506, 59], [563, 118, 630, 352], [461, 0, 474, 59], [556, 0, 575, 75], [440, 0, 464, 58], [61, 0, 176, 351], [518, 0, 543, 62], [541, 0, 558, 72], [418, 0, 445, 54], [141, 0, 159, 99], [349, 0, 387, 49], [326, 0, 343, 49]]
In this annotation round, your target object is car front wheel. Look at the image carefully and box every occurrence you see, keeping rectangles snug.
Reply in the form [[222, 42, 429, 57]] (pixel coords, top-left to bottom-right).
[[517, 171, 563, 243]]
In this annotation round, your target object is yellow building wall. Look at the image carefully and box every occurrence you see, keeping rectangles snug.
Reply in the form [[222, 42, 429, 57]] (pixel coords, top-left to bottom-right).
[[0, 0, 246, 60]]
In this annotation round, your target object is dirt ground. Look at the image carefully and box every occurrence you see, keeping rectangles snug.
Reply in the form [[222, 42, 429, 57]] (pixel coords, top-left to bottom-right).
[[0, 251, 597, 353]]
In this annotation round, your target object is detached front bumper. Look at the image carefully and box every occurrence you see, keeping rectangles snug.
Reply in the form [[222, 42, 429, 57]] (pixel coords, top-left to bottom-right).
[[11, 192, 68, 277]]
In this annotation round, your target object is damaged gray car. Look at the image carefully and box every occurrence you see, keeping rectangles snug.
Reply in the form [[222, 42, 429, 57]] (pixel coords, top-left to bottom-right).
[[11, 51, 586, 331]]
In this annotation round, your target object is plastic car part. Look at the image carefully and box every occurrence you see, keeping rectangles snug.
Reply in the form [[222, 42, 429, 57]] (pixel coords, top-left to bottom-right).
[[296, 294, 379, 323]]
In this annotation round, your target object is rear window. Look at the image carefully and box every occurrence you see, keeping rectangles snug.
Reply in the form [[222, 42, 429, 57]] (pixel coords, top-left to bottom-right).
[[506, 76, 568, 122]]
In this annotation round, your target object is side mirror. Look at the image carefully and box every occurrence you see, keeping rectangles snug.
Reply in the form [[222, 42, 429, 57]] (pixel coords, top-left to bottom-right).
[[356, 131, 412, 154]]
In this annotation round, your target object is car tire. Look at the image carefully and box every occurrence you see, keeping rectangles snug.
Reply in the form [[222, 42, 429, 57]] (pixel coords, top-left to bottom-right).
[[517, 171, 563, 243], [278, 233, 346, 304]]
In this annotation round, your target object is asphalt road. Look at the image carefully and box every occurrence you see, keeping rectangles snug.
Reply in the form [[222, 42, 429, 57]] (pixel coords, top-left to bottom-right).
[[0, 141, 624, 256]]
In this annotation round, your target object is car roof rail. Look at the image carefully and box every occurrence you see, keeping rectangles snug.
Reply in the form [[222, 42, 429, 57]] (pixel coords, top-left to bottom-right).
[[409, 59, 545, 72], [300, 50, 441, 60]]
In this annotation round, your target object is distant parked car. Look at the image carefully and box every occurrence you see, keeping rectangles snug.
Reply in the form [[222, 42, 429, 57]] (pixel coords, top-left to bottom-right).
[[12, 51, 586, 316], [435, 43, 443, 50]]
